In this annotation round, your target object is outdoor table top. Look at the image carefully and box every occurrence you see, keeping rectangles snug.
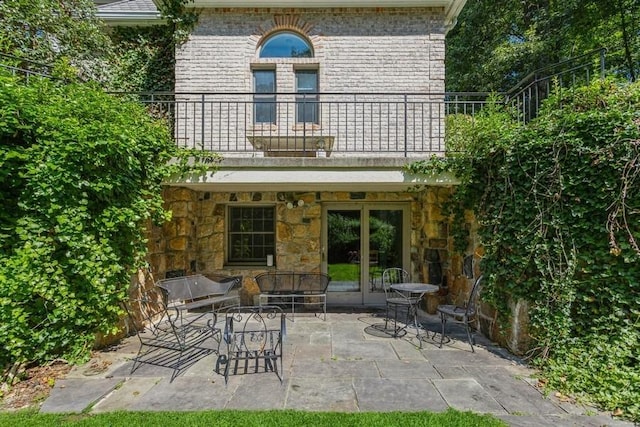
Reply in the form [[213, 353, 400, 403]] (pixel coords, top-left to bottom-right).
[[391, 283, 439, 294]]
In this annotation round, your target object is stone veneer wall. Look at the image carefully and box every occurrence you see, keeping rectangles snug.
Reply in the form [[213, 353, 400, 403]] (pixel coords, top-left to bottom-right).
[[143, 185, 531, 353], [176, 7, 445, 93], [449, 209, 531, 355], [173, 8, 447, 154], [148, 186, 454, 302]]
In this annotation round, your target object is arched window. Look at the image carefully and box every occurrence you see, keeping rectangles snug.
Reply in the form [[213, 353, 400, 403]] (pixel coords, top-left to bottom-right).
[[259, 31, 313, 58]]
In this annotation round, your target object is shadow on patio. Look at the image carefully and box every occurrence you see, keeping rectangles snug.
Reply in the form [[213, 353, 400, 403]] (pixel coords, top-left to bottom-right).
[[40, 308, 633, 427]]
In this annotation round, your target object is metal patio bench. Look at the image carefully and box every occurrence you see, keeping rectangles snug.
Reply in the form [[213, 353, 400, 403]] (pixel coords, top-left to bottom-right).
[[254, 271, 331, 320], [156, 274, 242, 316], [123, 284, 222, 382]]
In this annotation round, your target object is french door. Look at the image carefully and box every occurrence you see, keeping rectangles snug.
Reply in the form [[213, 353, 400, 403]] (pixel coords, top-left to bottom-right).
[[323, 203, 409, 306]]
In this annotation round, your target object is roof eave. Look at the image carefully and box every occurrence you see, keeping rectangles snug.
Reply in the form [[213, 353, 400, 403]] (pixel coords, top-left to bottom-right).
[[97, 12, 164, 27]]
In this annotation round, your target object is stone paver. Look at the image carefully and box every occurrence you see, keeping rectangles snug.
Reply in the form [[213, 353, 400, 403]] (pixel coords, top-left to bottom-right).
[[38, 311, 634, 427], [128, 377, 226, 411], [290, 359, 379, 379], [433, 378, 507, 415], [464, 366, 563, 416], [40, 378, 121, 413], [354, 378, 448, 412], [225, 375, 287, 410], [91, 377, 160, 413], [375, 359, 440, 379], [286, 377, 357, 411]]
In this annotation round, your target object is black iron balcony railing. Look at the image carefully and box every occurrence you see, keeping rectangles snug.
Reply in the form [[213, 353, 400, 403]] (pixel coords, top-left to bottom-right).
[[123, 92, 491, 157], [2, 48, 606, 156], [505, 48, 607, 122]]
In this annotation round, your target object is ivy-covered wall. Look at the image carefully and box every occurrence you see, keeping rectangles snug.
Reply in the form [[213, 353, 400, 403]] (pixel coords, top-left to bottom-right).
[[0, 72, 176, 370], [409, 79, 640, 421]]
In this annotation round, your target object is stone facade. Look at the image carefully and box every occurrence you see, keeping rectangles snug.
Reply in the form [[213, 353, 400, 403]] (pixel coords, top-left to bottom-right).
[[147, 186, 458, 304], [176, 8, 446, 93], [172, 7, 447, 154]]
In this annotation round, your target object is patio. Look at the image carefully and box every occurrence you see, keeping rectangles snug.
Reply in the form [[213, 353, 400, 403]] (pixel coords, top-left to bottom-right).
[[40, 308, 632, 427]]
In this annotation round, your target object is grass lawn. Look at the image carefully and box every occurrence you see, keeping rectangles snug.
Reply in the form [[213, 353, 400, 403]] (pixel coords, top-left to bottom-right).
[[0, 408, 507, 426], [328, 263, 360, 281]]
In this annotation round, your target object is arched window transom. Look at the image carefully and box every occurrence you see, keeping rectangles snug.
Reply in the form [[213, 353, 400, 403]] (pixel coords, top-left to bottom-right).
[[259, 31, 313, 58]]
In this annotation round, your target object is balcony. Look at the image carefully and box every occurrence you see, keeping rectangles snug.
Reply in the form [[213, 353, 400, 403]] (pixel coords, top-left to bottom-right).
[[133, 92, 488, 158]]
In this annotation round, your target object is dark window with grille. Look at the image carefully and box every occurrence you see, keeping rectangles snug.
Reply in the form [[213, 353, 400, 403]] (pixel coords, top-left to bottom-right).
[[253, 70, 276, 124], [228, 206, 275, 263], [296, 69, 319, 124]]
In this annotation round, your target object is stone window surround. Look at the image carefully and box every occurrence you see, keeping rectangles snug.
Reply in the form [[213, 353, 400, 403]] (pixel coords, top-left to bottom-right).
[[249, 15, 324, 93]]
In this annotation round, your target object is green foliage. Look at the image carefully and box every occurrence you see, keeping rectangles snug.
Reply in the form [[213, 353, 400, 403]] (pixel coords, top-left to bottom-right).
[[107, 1, 200, 92], [0, 0, 199, 92], [327, 213, 360, 248], [0, 0, 113, 82], [369, 216, 396, 255], [0, 408, 507, 427], [410, 79, 640, 421], [108, 26, 175, 92], [157, 0, 200, 46], [326, 213, 396, 258], [446, 0, 640, 91], [0, 71, 182, 369]]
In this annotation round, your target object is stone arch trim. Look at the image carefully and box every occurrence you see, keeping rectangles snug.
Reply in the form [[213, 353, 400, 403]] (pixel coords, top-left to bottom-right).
[[248, 15, 323, 57]]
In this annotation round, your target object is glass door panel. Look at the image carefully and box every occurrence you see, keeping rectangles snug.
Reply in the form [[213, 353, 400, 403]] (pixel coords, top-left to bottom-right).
[[324, 204, 408, 306], [368, 209, 404, 297], [326, 209, 361, 294]]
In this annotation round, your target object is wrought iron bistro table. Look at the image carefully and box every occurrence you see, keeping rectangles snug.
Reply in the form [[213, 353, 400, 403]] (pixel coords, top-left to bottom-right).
[[389, 283, 439, 344]]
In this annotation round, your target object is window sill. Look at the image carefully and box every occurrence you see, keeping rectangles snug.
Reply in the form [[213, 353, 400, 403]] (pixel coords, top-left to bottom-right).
[[248, 124, 278, 132], [292, 123, 321, 131]]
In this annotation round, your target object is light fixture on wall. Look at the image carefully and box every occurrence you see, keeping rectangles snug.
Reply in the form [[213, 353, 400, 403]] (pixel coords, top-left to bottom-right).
[[286, 199, 304, 209], [278, 192, 304, 209]]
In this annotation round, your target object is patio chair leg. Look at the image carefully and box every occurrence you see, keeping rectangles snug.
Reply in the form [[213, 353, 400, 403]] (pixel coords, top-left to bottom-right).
[[439, 313, 446, 348], [465, 320, 475, 353], [408, 305, 422, 348], [215, 354, 227, 375], [384, 304, 390, 329]]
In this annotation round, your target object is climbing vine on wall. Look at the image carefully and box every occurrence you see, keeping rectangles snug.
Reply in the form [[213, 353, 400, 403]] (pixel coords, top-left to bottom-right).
[[107, 0, 199, 92], [407, 80, 640, 421], [0, 70, 219, 376]]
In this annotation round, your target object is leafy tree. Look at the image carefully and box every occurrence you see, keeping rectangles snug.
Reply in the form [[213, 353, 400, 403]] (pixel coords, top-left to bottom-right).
[[109, 26, 176, 92], [0, 0, 113, 81], [106, 0, 199, 92], [446, 0, 640, 91], [0, 0, 199, 91]]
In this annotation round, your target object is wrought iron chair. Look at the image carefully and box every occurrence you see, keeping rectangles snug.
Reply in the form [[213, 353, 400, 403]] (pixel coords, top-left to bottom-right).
[[437, 275, 483, 352], [381, 267, 414, 335], [215, 305, 286, 384]]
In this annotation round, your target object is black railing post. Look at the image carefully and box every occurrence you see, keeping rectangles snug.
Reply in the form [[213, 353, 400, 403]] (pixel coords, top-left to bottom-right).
[[200, 94, 205, 150], [403, 94, 408, 157], [302, 93, 307, 154]]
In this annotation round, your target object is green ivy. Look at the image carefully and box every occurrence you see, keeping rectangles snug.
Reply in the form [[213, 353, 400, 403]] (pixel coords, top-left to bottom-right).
[[409, 79, 640, 421], [107, 0, 200, 92], [0, 70, 216, 372]]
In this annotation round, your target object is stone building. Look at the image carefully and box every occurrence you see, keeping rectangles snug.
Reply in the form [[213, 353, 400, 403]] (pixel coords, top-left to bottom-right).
[[99, 0, 480, 313]]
